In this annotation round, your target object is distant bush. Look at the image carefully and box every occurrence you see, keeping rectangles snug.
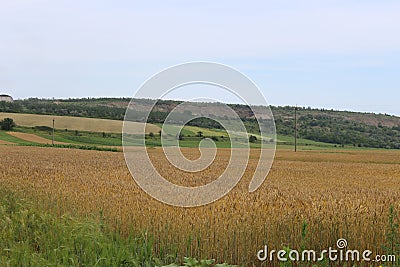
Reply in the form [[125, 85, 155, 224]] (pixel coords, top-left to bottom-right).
[[0, 118, 16, 131], [33, 125, 53, 131], [249, 135, 257, 143], [23, 143, 119, 152]]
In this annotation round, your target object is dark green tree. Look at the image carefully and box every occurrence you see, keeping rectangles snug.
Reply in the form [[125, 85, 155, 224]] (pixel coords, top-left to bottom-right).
[[249, 135, 257, 143], [0, 118, 16, 130]]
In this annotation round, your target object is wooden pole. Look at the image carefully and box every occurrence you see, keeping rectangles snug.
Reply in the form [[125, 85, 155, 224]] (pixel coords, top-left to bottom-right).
[[52, 119, 55, 146], [294, 105, 297, 152]]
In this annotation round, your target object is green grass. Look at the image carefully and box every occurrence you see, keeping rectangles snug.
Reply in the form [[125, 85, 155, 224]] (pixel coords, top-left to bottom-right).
[[275, 135, 392, 151], [0, 189, 236, 267], [276, 135, 336, 146], [0, 129, 120, 152], [23, 143, 119, 152], [155, 124, 340, 149], [0, 131, 32, 145], [2, 126, 385, 151], [156, 124, 229, 138], [183, 126, 228, 137], [49, 132, 122, 146], [0, 190, 162, 266], [276, 134, 339, 150], [16, 127, 123, 146], [145, 136, 265, 149]]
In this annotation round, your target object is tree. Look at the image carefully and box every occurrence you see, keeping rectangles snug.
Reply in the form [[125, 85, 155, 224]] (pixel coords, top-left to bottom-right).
[[0, 118, 16, 130], [249, 135, 257, 143], [149, 132, 155, 138], [196, 131, 203, 138], [211, 136, 219, 142]]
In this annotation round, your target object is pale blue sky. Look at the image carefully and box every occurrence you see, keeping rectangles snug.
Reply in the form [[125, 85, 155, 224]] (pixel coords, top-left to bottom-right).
[[0, 1, 399, 115]]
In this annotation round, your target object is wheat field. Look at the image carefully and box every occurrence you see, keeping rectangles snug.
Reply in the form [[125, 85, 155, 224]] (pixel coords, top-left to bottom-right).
[[0, 146, 399, 265], [0, 112, 160, 134]]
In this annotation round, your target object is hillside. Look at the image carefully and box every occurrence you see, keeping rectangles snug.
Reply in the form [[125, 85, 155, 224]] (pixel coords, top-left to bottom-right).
[[1, 97, 400, 149], [0, 112, 160, 134]]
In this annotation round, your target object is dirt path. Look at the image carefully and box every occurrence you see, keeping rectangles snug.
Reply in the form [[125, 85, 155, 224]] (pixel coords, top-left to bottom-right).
[[7, 132, 69, 145], [0, 140, 15, 145]]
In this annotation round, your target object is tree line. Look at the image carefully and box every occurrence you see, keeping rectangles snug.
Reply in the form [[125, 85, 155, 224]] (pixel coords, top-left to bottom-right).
[[1, 98, 399, 149]]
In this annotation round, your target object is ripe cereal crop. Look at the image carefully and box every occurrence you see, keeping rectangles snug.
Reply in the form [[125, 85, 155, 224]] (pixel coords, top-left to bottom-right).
[[0, 146, 399, 265]]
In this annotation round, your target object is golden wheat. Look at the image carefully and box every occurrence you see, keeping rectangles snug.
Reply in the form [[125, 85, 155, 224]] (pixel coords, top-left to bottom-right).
[[0, 146, 399, 265]]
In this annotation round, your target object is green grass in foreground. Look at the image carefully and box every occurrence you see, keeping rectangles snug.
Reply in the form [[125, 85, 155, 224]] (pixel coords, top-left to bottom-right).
[[0, 189, 236, 267], [1, 191, 399, 267]]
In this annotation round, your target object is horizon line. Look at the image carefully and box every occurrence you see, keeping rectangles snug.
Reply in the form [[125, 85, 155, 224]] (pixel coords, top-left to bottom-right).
[[4, 96, 400, 118]]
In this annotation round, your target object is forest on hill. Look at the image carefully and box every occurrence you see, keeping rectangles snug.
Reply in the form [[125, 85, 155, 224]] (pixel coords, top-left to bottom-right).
[[1, 98, 400, 149]]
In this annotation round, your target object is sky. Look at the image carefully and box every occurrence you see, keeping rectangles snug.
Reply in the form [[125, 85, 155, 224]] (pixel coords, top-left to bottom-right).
[[0, 0, 399, 115]]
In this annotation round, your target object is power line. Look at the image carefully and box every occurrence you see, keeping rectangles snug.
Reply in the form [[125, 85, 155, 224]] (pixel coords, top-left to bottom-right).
[[294, 105, 297, 152], [52, 119, 55, 146]]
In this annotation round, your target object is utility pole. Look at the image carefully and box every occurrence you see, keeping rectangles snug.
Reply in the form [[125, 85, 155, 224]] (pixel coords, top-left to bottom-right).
[[294, 105, 297, 152], [52, 119, 55, 146]]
